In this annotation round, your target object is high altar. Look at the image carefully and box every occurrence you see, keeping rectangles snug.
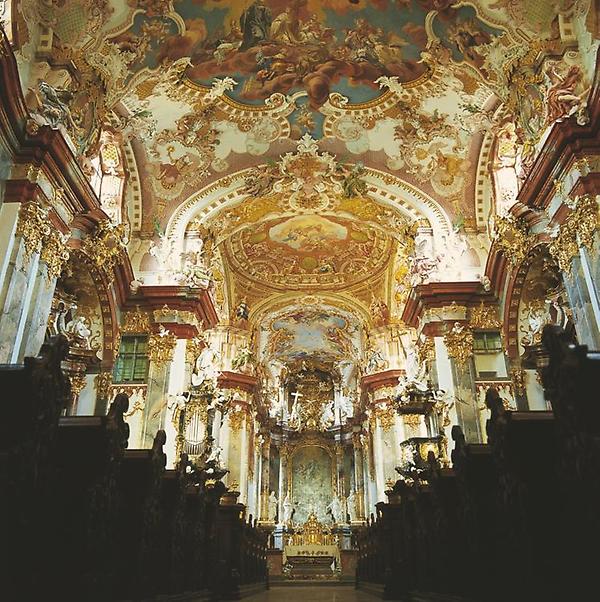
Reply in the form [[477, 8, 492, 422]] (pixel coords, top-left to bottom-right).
[[282, 513, 341, 580]]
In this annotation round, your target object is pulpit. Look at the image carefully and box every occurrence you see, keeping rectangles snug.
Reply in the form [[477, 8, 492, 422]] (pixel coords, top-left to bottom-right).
[[282, 513, 341, 580]]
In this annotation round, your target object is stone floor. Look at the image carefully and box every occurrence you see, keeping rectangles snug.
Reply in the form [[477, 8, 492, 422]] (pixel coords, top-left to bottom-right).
[[244, 586, 379, 602]]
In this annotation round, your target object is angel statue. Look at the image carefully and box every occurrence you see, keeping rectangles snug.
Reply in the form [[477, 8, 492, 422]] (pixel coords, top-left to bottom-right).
[[231, 344, 255, 372]]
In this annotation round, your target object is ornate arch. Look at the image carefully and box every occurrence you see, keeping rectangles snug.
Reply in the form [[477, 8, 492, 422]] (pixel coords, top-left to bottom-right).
[[164, 169, 454, 251]]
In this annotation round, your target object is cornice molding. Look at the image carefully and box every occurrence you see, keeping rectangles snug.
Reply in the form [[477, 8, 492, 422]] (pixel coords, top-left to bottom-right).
[[125, 285, 218, 329], [401, 281, 496, 328]]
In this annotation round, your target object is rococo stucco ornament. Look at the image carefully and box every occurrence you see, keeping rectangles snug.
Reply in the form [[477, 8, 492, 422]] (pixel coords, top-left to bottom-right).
[[549, 194, 599, 273], [443, 322, 474, 366]]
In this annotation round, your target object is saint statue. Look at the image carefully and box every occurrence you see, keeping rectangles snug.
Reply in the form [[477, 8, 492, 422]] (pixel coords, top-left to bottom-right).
[[326, 495, 343, 523], [191, 343, 220, 387], [268, 491, 278, 522], [347, 490, 358, 523], [282, 493, 294, 525], [64, 312, 92, 349]]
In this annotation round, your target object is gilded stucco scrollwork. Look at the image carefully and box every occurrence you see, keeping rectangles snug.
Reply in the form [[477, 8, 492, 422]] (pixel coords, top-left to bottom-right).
[[492, 214, 534, 267], [40, 229, 70, 281], [121, 308, 152, 334], [549, 194, 599, 273], [147, 328, 177, 366], [444, 322, 474, 366], [80, 220, 127, 283], [94, 371, 113, 400], [469, 302, 502, 330]]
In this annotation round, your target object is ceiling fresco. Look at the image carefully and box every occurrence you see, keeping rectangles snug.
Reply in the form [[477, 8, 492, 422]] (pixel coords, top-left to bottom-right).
[[262, 304, 361, 363], [15, 0, 588, 235], [9, 0, 598, 335], [225, 213, 393, 289]]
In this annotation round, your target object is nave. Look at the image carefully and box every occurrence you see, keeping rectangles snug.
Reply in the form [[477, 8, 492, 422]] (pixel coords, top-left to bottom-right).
[[1, 2, 600, 602]]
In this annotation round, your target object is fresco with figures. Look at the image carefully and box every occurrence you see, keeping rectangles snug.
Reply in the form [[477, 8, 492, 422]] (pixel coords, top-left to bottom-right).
[[291, 445, 334, 524], [265, 305, 359, 363]]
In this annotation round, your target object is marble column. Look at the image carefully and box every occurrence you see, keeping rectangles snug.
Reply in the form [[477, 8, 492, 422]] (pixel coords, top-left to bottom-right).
[[278, 444, 289, 523], [434, 336, 464, 442], [352, 434, 366, 519], [0, 222, 40, 362], [335, 442, 344, 497], [372, 419, 386, 504], [259, 437, 271, 521], [142, 360, 171, 448], [364, 433, 377, 519], [164, 339, 187, 468], [393, 414, 406, 466], [220, 415, 231, 479], [239, 414, 249, 504]]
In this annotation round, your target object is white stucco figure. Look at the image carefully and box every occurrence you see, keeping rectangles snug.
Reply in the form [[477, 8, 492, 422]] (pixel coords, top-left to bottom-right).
[[321, 401, 335, 429], [282, 493, 294, 524], [347, 490, 358, 522], [268, 491, 278, 522], [191, 344, 221, 387], [207, 445, 223, 466], [65, 314, 92, 349]]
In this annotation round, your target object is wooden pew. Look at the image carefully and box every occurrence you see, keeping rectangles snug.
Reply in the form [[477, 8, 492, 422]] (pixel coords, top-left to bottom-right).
[[485, 388, 561, 602], [540, 325, 600, 599], [422, 455, 465, 597], [450, 425, 503, 602], [113, 429, 167, 600]]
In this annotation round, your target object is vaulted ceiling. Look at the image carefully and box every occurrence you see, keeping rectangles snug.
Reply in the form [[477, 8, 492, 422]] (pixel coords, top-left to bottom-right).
[[10, 0, 595, 356]]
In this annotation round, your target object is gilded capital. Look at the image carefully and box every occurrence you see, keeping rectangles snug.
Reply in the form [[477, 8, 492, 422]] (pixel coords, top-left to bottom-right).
[[549, 194, 599, 273], [80, 220, 127, 282], [443, 322, 474, 366], [16, 201, 50, 262], [492, 214, 533, 267], [147, 329, 177, 365]]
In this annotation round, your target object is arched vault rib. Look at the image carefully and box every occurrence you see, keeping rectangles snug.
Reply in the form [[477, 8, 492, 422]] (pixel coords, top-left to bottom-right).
[[164, 168, 453, 250]]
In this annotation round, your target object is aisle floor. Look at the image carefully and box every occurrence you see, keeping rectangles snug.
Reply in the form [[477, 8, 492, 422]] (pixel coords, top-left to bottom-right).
[[244, 586, 379, 602]]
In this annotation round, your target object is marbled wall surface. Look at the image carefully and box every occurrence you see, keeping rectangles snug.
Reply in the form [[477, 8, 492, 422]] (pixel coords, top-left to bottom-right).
[[291, 445, 333, 524], [0, 139, 9, 207], [0, 241, 35, 363]]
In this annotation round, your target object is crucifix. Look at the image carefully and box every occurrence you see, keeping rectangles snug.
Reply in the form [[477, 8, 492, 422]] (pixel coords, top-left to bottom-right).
[[290, 390, 303, 423]]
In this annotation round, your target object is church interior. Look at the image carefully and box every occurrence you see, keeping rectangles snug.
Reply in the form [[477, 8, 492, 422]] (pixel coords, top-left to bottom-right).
[[1, 1, 599, 601]]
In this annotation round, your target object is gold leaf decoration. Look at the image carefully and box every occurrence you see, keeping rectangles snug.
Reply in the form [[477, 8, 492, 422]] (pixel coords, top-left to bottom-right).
[[469, 301, 502, 330], [147, 330, 177, 365], [549, 194, 599, 273], [443, 323, 474, 366]]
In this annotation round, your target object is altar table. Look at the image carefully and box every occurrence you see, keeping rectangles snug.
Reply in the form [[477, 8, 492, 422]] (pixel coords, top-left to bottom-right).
[[283, 543, 341, 567]]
